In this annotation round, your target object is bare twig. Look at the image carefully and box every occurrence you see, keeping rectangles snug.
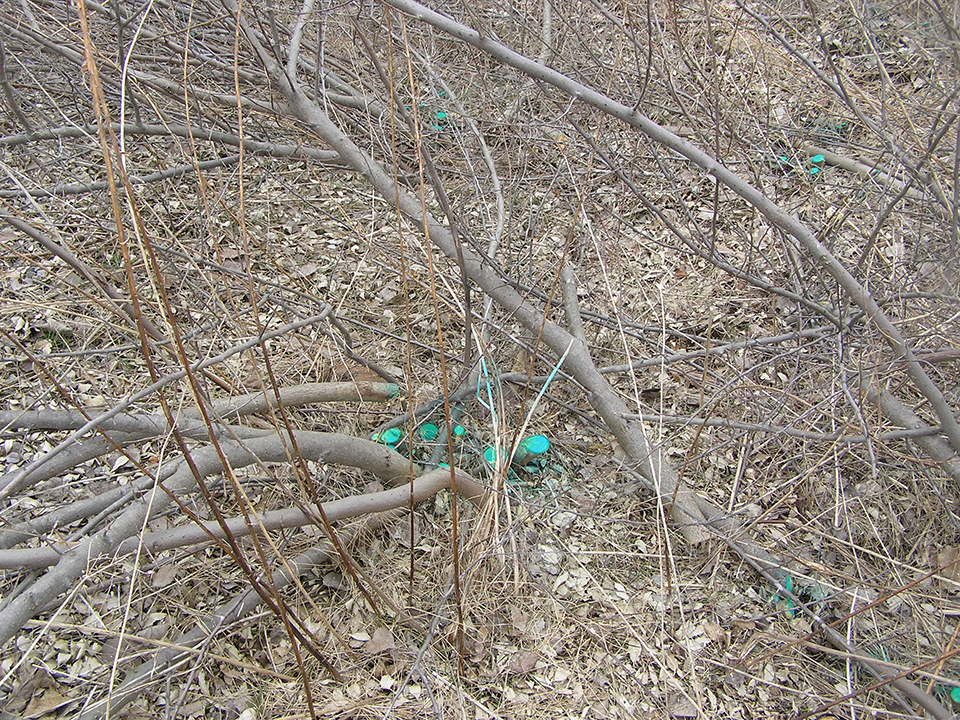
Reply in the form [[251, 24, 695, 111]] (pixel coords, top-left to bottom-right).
[[560, 263, 586, 342], [631, 412, 948, 445], [0, 123, 343, 166], [0, 154, 243, 197], [1, 214, 166, 342], [75, 515, 376, 720]]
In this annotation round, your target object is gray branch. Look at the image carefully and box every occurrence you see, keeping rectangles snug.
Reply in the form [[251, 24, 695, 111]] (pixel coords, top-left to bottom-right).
[[0, 431, 424, 648]]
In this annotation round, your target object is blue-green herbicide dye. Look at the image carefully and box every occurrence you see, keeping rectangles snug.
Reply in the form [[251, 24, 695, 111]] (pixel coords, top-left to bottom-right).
[[514, 435, 550, 467], [771, 574, 796, 617], [809, 154, 825, 176], [484, 435, 551, 471], [372, 427, 403, 447], [419, 423, 439, 441]]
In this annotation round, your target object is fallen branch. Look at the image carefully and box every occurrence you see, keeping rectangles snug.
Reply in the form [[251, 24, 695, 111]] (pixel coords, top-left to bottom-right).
[[0, 382, 400, 550], [0, 430, 418, 647], [0, 466, 485, 569], [0, 313, 332, 499], [863, 380, 960, 485], [74, 461, 484, 720], [0, 154, 243, 198], [196, 381, 400, 419], [627, 412, 948, 445], [1, 214, 166, 342], [0, 123, 341, 166], [801, 145, 942, 213]]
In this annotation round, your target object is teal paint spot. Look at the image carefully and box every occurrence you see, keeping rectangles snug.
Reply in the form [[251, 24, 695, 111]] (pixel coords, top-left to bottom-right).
[[376, 428, 402, 446], [520, 435, 550, 455]]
